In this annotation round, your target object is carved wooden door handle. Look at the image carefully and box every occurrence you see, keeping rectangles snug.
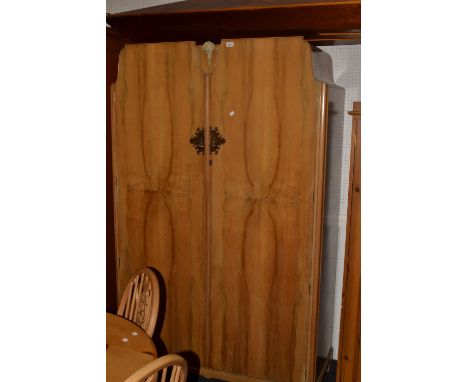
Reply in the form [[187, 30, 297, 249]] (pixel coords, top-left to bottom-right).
[[190, 127, 225, 155]]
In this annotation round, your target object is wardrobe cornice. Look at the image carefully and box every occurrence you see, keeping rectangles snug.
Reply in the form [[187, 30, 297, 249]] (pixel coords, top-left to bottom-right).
[[106, 0, 361, 46]]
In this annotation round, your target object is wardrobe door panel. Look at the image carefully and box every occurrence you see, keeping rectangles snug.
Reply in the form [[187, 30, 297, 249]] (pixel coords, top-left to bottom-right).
[[112, 42, 206, 358], [209, 37, 325, 381]]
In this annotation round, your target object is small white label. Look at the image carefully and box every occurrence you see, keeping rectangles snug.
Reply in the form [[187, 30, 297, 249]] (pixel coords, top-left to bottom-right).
[[226, 41, 234, 48], [122, 337, 129, 343], [229, 110, 236, 117], [131, 332, 138, 336]]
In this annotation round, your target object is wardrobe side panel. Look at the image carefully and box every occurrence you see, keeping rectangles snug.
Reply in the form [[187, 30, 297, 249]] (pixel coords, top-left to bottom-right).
[[209, 37, 323, 381], [112, 43, 206, 358]]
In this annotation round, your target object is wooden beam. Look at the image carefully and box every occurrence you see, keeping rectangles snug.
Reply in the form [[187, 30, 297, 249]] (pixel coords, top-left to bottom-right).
[[107, 0, 360, 45]]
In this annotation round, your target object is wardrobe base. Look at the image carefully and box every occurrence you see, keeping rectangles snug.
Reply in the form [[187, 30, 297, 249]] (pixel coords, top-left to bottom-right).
[[199, 367, 271, 382]]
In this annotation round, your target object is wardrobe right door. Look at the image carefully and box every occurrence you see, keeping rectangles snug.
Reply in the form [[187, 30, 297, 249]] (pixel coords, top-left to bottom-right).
[[208, 37, 328, 382]]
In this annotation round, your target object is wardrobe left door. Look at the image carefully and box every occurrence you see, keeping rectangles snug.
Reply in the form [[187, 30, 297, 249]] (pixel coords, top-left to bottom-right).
[[112, 42, 207, 359]]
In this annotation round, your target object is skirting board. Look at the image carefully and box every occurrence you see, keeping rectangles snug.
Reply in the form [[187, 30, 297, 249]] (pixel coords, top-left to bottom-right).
[[316, 347, 334, 382], [198, 367, 271, 382]]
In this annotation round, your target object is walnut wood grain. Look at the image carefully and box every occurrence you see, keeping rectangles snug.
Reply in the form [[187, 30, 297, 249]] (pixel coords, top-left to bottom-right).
[[112, 42, 207, 361], [112, 38, 329, 382], [208, 37, 327, 381]]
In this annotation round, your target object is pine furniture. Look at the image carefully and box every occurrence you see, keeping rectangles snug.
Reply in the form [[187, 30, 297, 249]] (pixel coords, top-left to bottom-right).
[[336, 102, 361, 382], [124, 354, 188, 382], [107, 313, 157, 382], [117, 267, 160, 337]]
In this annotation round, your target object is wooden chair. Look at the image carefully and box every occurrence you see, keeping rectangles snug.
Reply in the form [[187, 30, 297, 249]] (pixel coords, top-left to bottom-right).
[[124, 354, 188, 382], [117, 268, 160, 337]]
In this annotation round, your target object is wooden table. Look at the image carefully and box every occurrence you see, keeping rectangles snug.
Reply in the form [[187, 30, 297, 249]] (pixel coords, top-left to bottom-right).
[[106, 313, 157, 382]]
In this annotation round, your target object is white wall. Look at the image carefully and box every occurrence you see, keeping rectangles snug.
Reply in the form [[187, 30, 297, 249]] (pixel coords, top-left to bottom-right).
[[319, 44, 361, 358]]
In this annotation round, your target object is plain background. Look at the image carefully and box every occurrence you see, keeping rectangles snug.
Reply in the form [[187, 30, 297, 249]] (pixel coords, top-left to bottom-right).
[[0, 1, 467, 381]]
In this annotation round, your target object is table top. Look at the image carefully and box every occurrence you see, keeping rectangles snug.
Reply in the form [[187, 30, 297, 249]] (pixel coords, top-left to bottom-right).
[[107, 313, 157, 382]]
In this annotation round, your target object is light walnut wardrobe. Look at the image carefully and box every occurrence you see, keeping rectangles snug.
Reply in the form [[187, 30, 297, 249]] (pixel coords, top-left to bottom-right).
[[112, 37, 328, 382]]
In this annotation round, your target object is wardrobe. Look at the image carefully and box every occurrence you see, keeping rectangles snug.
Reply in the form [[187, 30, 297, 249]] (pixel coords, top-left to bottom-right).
[[112, 36, 328, 382]]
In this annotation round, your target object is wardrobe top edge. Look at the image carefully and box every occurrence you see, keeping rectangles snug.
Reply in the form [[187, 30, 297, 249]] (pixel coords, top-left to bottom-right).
[[118, 36, 316, 46]]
